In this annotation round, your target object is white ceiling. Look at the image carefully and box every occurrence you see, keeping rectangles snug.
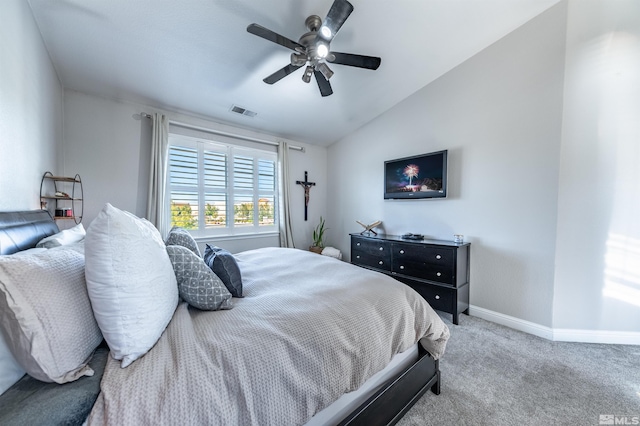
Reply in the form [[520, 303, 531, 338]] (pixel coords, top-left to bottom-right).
[[28, 0, 560, 146]]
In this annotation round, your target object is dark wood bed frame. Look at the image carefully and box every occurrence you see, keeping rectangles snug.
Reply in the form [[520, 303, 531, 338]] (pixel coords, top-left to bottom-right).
[[0, 210, 441, 426], [341, 345, 440, 425]]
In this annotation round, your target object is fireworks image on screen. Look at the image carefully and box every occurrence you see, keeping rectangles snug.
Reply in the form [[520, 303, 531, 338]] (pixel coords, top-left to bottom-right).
[[404, 164, 419, 188]]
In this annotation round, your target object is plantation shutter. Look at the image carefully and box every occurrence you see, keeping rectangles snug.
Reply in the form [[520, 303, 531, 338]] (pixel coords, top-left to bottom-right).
[[258, 159, 276, 225], [167, 135, 278, 236], [168, 145, 199, 229], [203, 149, 227, 228]]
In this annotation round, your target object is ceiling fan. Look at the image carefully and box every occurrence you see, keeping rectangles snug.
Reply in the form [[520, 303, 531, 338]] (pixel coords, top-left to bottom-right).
[[247, 0, 381, 97]]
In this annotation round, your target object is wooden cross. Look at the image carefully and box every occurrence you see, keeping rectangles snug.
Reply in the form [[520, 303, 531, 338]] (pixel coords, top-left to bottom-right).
[[296, 171, 316, 221]]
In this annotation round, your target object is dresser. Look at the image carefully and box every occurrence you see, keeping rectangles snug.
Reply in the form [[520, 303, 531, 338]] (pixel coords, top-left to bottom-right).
[[350, 233, 470, 325]]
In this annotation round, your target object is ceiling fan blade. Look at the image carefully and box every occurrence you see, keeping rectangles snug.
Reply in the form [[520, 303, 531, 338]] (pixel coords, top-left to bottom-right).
[[247, 23, 304, 52], [320, 0, 354, 42], [314, 70, 333, 97], [327, 52, 381, 70], [263, 64, 303, 84]]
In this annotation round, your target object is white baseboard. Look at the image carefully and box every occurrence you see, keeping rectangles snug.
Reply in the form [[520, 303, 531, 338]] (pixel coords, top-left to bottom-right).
[[467, 305, 640, 345], [468, 306, 554, 340], [552, 328, 640, 345]]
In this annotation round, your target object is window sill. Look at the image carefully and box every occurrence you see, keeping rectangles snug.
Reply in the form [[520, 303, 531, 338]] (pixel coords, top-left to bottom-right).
[[193, 232, 279, 242]]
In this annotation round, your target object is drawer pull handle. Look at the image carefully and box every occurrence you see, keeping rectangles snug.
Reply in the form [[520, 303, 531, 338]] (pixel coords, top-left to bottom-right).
[[436, 254, 442, 260], [356, 243, 361, 246], [435, 295, 440, 300], [379, 261, 384, 265], [436, 272, 442, 277], [399, 250, 405, 254], [356, 255, 360, 259], [400, 265, 405, 270], [379, 247, 384, 251]]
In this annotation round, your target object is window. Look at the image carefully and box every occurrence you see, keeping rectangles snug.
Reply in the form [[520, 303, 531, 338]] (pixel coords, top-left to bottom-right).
[[167, 135, 278, 237]]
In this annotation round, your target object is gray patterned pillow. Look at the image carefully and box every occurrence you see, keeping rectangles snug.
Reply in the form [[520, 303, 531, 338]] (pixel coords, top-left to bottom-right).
[[203, 245, 243, 298], [165, 226, 201, 257], [166, 245, 232, 311]]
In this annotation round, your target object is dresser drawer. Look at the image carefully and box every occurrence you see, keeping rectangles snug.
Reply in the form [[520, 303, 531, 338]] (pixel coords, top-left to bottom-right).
[[393, 243, 455, 265], [352, 251, 391, 270], [351, 237, 391, 270], [406, 282, 454, 313], [352, 237, 390, 256], [395, 265, 454, 285], [392, 244, 455, 284]]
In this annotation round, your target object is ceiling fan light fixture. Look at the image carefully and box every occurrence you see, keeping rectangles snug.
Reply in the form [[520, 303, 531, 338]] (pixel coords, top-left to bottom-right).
[[247, 0, 380, 96], [316, 42, 329, 58], [317, 62, 334, 80], [319, 25, 332, 39], [291, 52, 307, 66], [302, 65, 314, 83]]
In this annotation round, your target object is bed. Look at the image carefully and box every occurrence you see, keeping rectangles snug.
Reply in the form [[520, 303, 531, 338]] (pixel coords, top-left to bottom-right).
[[0, 209, 449, 425]]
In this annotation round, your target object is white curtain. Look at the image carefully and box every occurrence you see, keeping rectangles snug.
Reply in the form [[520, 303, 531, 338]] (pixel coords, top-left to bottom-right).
[[146, 113, 170, 237], [278, 141, 295, 248]]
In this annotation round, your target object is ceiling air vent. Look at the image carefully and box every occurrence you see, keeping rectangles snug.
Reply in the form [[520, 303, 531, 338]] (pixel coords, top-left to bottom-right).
[[230, 105, 257, 118]]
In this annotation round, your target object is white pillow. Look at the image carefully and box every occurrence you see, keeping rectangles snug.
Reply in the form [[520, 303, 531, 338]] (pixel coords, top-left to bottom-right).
[[36, 223, 85, 248], [0, 247, 102, 383], [84, 203, 178, 368]]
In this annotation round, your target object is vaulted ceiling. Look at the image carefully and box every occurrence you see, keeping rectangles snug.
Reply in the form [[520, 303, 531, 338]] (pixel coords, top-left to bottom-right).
[[28, 0, 560, 146]]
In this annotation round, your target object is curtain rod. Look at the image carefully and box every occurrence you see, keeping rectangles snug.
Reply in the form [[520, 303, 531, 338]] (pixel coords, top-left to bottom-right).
[[140, 112, 304, 152]]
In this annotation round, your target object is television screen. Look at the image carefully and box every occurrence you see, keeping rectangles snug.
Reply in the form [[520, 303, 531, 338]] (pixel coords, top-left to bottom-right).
[[384, 150, 448, 199]]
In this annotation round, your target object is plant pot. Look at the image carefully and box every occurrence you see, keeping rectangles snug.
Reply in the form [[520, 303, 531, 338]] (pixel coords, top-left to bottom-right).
[[309, 246, 323, 254]]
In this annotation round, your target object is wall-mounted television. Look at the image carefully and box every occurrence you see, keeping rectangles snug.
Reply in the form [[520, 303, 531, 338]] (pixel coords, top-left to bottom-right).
[[384, 150, 448, 199]]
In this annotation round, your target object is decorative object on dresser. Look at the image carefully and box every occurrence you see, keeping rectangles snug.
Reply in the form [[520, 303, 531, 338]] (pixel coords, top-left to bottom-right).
[[401, 233, 424, 240], [39, 172, 83, 224], [350, 233, 470, 325], [356, 220, 382, 235]]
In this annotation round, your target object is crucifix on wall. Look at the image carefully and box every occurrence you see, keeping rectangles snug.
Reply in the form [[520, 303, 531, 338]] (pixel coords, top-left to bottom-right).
[[296, 171, 316, 221]]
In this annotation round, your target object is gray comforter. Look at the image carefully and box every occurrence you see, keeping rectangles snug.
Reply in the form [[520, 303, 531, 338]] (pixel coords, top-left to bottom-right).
[[88, 247, 449, 425]]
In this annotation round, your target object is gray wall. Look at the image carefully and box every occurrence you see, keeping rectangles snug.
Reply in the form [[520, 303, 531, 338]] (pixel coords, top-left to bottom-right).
[[553, 0, 640, 332], [62, 90, 328, 253], [327, 4, 568, 328], [0, 0, 62, 212]]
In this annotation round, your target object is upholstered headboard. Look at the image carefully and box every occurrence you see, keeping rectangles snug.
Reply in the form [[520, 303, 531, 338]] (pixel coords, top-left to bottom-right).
[[0, 210, 59, 255]]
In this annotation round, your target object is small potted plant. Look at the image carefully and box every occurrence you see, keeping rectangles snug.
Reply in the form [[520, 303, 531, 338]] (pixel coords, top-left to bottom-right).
[[310, 216, 326, 254]]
